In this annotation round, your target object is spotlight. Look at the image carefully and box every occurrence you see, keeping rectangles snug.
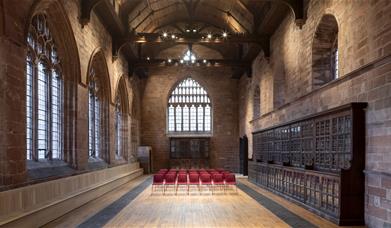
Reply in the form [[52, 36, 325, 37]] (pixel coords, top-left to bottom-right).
[[207, 34, 212, 39], [168, 59, 172, 63], [163, 32, 168, 38], [222, 32, 228, 38]]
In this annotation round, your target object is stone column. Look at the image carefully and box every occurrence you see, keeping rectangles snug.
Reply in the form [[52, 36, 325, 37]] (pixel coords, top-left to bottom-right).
[[0, 37, 27, 185]]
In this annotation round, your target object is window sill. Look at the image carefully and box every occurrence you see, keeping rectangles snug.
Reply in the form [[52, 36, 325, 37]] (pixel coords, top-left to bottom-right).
[[166, 132, 212, 138]]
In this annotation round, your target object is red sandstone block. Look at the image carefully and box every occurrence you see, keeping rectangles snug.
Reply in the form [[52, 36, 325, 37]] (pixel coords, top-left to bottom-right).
[[381, 175, 391, 189], [367, 204, 388, 220], [368, 186, 387, 197]]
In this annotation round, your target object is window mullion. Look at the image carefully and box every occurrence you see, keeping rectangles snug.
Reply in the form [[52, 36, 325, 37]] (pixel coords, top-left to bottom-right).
[[33, 64, 38, 161], [47, 68, 53, 160]]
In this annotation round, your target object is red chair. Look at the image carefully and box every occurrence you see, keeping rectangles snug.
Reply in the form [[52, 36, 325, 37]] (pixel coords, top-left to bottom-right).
[[152, 174, 165, 194], [176, 173, 188, 194], [164, 173, 177, 194], [222, 171, 231, 179], [200, 173, 213, 193], [160, 169, 168, 172], [216, 168, 225, 173], [188, 173, 200, 194], [212, 173, 225, 194], [225, 174, 237, 193]]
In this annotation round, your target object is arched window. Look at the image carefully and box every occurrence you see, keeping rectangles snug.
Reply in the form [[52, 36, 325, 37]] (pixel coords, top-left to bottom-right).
[[312, 14, 339, 88], [168, 78, 211, 133], [88, 68, 101, 159], [115, 81, 129, 160], [26, 14, 63, 161], [87, 51, 110, 162], [253, 85, 260, 119]]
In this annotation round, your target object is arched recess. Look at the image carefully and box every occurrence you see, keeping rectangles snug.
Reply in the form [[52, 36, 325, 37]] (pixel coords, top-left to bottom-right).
[[253, 85, 261, 119], [26, 0, 81, 168], [86, 48, 111, 163], [114, 75, 130, 161], [312, 14, 339, 89]]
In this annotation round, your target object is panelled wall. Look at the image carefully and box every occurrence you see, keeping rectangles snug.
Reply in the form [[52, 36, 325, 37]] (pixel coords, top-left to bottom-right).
[[239, 0, 391, 227], [0, 0, 141, 188]]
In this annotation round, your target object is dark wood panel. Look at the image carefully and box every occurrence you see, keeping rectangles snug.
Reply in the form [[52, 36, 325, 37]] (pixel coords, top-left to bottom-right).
[[250, 103, 367, 225]]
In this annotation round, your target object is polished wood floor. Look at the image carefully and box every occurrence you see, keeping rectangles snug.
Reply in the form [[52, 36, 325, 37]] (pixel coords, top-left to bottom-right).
[[44, 175, 363, 228]]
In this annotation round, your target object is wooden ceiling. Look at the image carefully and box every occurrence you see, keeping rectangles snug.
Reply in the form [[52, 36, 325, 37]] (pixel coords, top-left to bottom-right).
[[80, 0, 307, 78]]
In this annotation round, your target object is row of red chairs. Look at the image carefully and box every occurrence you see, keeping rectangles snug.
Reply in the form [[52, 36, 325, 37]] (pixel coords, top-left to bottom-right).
[[152, 171, 237, 195], [158, 168, 227, 174]]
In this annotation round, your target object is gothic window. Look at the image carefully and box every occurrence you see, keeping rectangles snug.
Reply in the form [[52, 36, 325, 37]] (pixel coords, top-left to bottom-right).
[[88, 69, 101, 159], [253, 85, 261, 119], [26, 14, 63, 161], [167, 78, 211, 133], [115, 91, 128, 159], [312, 14, 339, 88]]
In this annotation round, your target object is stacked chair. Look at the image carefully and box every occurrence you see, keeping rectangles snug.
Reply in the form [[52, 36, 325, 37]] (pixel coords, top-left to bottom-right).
[[152, 168, 237, 195]]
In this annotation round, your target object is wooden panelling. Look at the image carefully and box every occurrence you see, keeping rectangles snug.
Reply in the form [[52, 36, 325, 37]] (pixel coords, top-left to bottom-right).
[[250, 103, 367, 225]]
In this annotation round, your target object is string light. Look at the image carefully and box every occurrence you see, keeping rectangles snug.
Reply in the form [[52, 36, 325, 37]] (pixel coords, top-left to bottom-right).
[[222, 32, 228, 38], [207, 34, 212, 39], [163, 32, 168, 38]]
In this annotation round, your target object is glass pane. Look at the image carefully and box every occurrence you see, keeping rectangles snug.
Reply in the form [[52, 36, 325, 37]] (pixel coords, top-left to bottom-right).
[[26, 58, 33, 160], [167, 78, 211, 133]]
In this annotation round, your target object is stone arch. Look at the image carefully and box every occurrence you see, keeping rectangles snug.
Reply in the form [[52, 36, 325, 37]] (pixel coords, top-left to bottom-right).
[[86, 48, 112, 162], [115, 75, 130, 115], [87, 48, 112, 102], [312, 14, 339, 89], [25, 0, 81, 167]]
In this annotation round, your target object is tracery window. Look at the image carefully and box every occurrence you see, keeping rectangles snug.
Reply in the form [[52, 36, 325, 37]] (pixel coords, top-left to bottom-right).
[[26, 14, 63, 161], [168, 78, 211, 133], [88, 69, 101, 159]]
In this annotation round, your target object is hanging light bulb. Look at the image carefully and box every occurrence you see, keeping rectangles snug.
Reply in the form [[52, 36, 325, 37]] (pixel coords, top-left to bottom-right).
[[163, 32, 168, 38]]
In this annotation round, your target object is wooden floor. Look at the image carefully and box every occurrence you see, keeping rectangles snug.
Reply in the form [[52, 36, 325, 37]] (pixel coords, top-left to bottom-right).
[[44, 175, 363, 228]]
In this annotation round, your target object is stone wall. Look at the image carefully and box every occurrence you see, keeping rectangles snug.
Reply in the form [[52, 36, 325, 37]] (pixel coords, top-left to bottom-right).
[[0, 0, 141, 187], [239, 0, 391, 226], [141, 66, 240, 172]]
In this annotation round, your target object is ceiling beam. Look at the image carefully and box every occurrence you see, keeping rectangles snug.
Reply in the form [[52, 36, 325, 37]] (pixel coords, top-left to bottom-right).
[[131, 59, 251, 68], [79, 0, 102, 27], [278, 0, 306, 28], [113, 32, 270, 60], [128, 32, 267, 44]]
